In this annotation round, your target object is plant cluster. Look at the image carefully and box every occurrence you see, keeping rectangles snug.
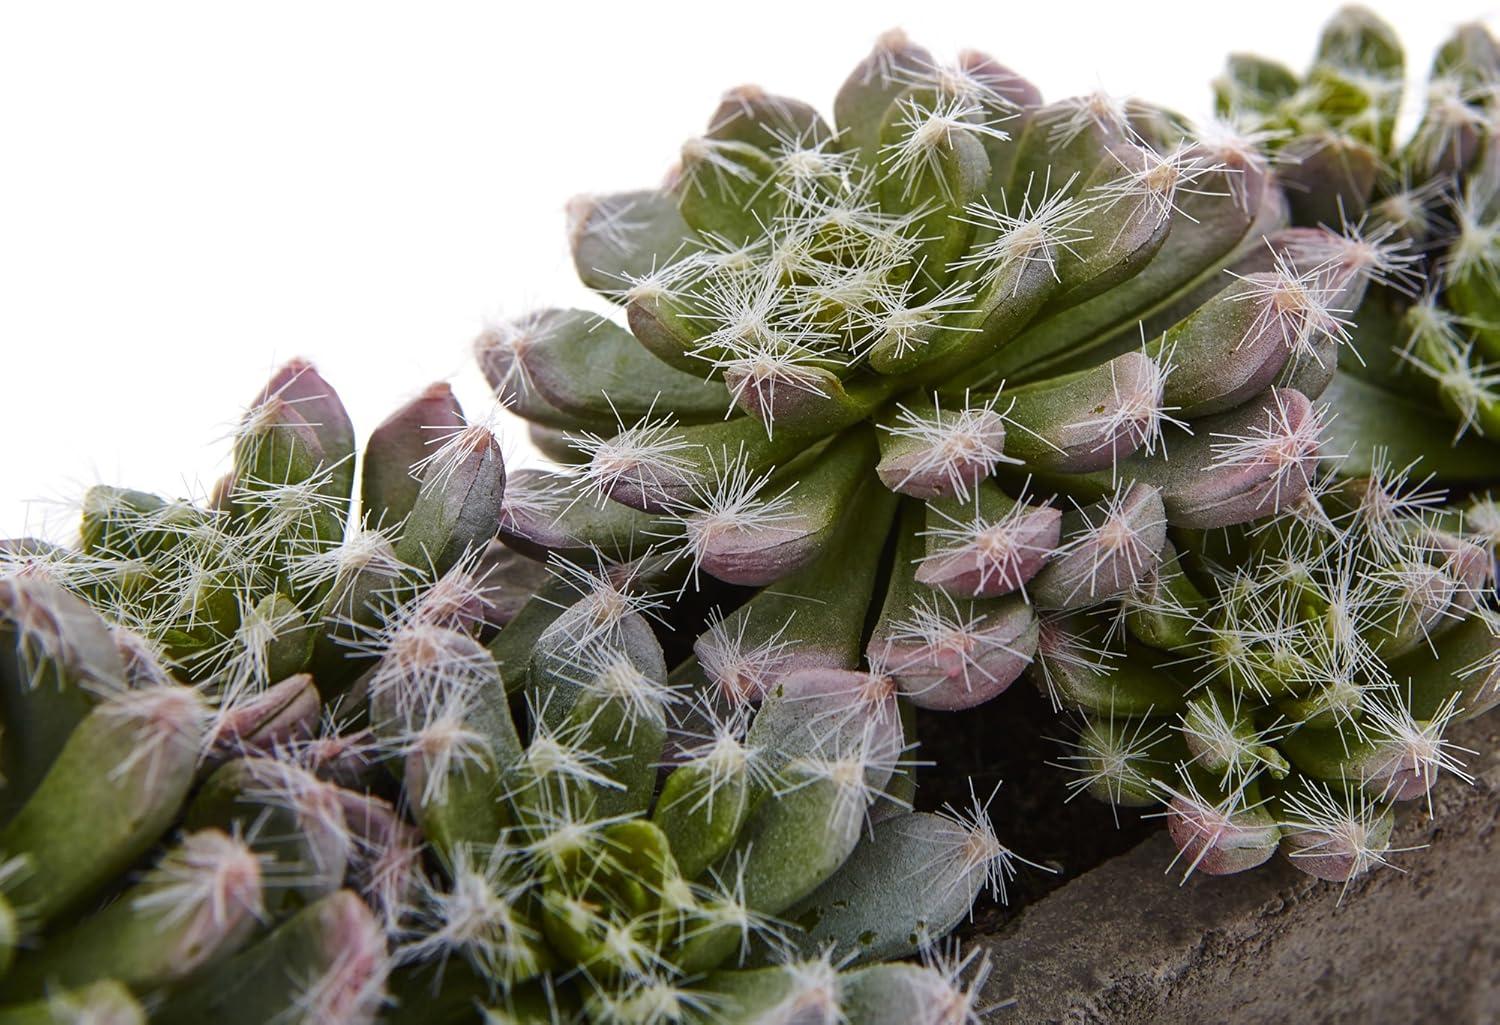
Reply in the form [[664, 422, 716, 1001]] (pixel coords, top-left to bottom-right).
[[0, 364, 1007, 1024], [480, 8, 1499, 892], [3, 8, 1500, 1025]]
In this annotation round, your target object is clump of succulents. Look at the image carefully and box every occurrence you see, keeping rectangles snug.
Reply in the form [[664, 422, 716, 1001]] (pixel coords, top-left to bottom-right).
[[1217, 5, 1500, 450], [1175, 4, 1500, 882], [8, 13, 1500, 1025], [479, 14, 1500, 891], [0, 363, 1011, 1024]]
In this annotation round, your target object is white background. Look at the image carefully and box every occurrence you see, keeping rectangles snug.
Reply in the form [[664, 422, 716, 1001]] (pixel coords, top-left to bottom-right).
[[2, 1, 1493, 540]]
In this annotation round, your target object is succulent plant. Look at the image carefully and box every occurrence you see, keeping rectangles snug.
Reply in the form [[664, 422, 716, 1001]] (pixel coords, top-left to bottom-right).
[[0, 362, 1010, 1024], [8, 11, 1500, 1025], [479, 17, 1500, 892], [1094, 5, 1500, 888], [1216, 5, 1500, 450]]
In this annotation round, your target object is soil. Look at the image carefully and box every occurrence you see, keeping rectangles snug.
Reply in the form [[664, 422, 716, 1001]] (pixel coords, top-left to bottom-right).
[[912, 682, 1157, 936], [658, 574, 1164, 931]]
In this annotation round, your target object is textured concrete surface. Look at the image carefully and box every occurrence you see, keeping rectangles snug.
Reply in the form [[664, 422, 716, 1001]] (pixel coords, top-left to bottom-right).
[[977, 718, 1500, 1025]]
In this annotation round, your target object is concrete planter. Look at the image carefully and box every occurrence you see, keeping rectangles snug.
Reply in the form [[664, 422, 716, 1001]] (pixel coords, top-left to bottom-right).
[[974, 717, 1500, 1025]]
